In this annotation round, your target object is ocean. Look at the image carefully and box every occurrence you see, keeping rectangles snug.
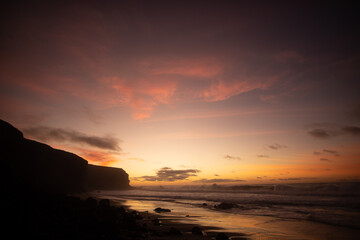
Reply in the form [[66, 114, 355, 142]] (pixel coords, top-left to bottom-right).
[[93, 182, 360, 239]]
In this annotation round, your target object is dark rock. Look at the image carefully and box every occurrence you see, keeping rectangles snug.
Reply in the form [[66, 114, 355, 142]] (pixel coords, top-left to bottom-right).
[[168, 227, 182, 236], [152, 218, 161, 226], [131, 210, 143, 219], [202, 203, 208, 206], [154, 207, 171, 213], [3, 192, 148, 240], [1, 134, 88, 193], [191, 226, 203, 235], [99, 198, 111, 208], [216, 202, 237, 210], [87, 164, 130, 190], [150, 229, 163, 237], [216, 232, 229, 240], [85, 197, 98, 209], [118, 206, 126, 214], [0, 119, 23, 141]]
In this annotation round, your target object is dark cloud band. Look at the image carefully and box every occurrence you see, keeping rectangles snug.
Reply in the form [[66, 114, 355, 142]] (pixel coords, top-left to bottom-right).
[[308, 124, 360, 139], [23, 126, 121, 151], [135, 167, 200, 182]]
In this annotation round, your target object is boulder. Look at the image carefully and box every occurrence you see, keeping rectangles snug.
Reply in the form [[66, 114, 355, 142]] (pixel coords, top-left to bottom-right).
[[152, 218, 161, 226], [99, 198, 110, 208], [191, 226, 203, 235], [85, 197, 98, 210], [154, 207, 171, 213], [215, 202, 237, 210], [216, 232, 229, 240], [168, 227, 182, 236]]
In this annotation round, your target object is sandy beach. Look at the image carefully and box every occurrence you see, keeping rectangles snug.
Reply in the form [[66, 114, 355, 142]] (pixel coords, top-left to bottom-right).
[[92, 191, 360, 240]]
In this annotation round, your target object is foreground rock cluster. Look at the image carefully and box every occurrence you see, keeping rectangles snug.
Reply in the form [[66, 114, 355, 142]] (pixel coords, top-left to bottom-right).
[[4, 191, 144, 239], [4, 190, 233, 240]]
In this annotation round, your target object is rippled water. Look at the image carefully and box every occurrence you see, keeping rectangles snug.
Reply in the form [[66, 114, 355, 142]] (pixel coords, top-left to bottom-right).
[[93, 182, 360, 239]]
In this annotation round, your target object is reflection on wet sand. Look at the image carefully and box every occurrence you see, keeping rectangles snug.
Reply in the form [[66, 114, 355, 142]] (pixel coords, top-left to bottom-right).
[[102, 196, 358, 240]]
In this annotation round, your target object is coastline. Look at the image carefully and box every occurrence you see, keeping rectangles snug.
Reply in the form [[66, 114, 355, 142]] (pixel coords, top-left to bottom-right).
[[4, 187, 360, 240], [86, 192, 247, 239], [90, 191, 360, 240]]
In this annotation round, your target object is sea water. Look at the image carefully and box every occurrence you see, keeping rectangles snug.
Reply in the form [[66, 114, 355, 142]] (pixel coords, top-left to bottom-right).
[[94, 182, 360, 239]]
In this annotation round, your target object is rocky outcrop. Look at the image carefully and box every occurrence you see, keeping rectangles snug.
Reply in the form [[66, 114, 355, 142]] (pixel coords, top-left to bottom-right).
[[154, 207, 171, 213], [215, 202, 238, 210], [1, 119, 88, 193], [0, 119, 130, 193], [87, 164, 130, 190]]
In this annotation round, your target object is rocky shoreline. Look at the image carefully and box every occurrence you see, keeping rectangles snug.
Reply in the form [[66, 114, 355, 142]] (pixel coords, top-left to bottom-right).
[[4, 189, 246, 240]]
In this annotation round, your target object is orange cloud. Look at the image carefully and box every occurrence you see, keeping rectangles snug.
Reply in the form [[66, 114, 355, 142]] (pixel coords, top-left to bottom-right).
[[100, 74, 278, 120], [102, 76, 177, 119], [97, 55, 281, 120], [52, 144, 120, 166], [5, 51, 278, 121], [79, 148, 119, 166]]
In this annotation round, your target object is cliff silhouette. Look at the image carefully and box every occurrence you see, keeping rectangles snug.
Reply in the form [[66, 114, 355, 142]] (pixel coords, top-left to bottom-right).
[[0, 119, 130, 193]]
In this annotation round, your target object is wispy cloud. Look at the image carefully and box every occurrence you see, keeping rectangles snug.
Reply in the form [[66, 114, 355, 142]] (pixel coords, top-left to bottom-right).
[[193, 178, 245, 183], [320, 158, 332, 163], [23, 126, 121, 151], [267, 143, 287, 150], [308, 129, 334, 139], [80, 106, 103, 124], [134, 167, 200, 182], [127, 157, 146, 162], [200, 78, 272, 102], [224, 154, 242, 160], [257, 154, 270, 158], [307, 124, 360, 139], [342, 126, 360, 136], [323, 149, 340, 157], [314, 149, 340, 157], [278, 177, 316, 181]]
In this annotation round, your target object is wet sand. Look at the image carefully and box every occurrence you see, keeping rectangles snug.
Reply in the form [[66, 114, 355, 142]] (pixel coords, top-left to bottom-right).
[[87, 193, 247, 239], [95, 193, 360, 240]]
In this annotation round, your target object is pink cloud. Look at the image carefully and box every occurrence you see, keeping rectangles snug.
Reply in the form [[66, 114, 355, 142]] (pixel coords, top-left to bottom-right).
[[2, 48, 279, 121], [201, 80, 255, 102], [97, 57, 281, 119], [101, 76, 177, 119], [200, 76, 276, 102], [138, 57, 223, 78]]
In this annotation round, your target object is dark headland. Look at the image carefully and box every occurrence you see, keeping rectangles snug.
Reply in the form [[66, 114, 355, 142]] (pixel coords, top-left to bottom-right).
[[0, 119, 130, 193], [1, 119, 138, 238], [1, 119, 233, 239]]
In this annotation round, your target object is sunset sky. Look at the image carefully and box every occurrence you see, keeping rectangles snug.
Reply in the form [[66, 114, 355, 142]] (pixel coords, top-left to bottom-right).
[[1, 0, 360, 185]]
